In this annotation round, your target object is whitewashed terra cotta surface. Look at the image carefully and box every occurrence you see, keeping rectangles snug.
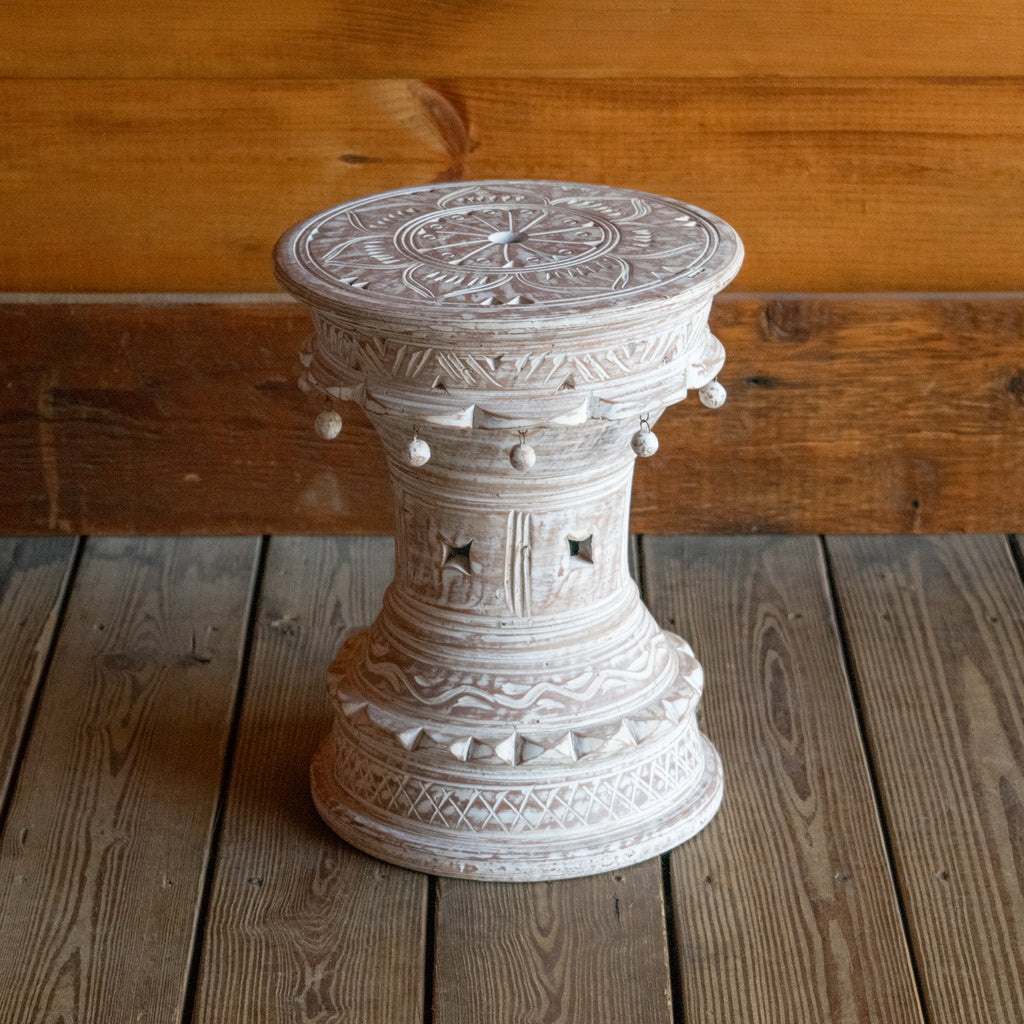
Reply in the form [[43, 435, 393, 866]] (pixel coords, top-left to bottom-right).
[[274, 180, 744, 881]]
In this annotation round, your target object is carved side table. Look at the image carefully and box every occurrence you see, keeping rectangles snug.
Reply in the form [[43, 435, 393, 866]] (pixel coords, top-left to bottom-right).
[[275, 180, 743, 881]]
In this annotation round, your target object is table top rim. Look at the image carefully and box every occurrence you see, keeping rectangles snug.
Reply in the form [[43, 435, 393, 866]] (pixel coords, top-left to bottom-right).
[[274, 179, 743, 327]]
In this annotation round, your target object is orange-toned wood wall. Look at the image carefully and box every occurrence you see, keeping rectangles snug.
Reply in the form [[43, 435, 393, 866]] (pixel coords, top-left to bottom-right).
[[1, 3, 1022, 534], [3, 2, 1024, 293]]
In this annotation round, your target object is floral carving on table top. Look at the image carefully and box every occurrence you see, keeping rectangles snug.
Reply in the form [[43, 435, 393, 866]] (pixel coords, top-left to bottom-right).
[[291, 182, 727, 309]]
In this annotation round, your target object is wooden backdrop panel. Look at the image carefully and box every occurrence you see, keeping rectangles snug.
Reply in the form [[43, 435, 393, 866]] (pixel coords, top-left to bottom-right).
[[1, 79, 1022, 292], [1, 295, 1021, 536], [0, 80, 452, 293], [3, 0, 1022, 78]]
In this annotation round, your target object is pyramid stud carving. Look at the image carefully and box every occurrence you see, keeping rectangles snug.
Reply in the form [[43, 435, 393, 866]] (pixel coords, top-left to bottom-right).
[[611, 718, 642, 748], [449, 736, 477, 762], [397, 727, 424, 751], [662, 696, 691, 723], [557, 730, 583, 762], [495, 733, 522, 766]]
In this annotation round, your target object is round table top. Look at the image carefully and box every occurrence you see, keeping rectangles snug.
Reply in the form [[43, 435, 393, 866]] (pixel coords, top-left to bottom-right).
[[277, 181, 742, 427], [274, 180, 742, 333]]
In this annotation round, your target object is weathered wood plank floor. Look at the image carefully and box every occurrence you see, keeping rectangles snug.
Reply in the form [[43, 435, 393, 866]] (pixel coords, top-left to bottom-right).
[[0, 534, 1021, 1023]]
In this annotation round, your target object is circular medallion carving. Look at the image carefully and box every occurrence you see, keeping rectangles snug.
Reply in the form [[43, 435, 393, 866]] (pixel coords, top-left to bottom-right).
[[394, 204, 621, 272], [276, 181, 741, 315]]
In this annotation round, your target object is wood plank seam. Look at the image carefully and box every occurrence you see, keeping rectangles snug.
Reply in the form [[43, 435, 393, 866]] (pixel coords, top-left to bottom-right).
[[641, 536, 691, 1024], [423, 874, 438, 1024], [1009, 535, 1024, 588], [820, 535, 934, 1022], [175, 536, 269, 1024], [659, 853, 687, 1024], [637, 536, 687, 1024], [0, 536, 83, 834]]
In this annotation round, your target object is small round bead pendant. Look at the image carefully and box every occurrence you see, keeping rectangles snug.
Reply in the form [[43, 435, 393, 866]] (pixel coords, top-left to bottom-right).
[[510, 442, 536, 471], [699, 380, 727, 409], [406, 437, 431, 467], [314, 409, 343, 440], [631, 416, 659, 458], [631, 428, 660, 458]]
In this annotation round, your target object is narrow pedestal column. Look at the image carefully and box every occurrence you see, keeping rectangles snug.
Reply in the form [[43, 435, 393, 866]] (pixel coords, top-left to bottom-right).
[[275, 180, 743, 881]]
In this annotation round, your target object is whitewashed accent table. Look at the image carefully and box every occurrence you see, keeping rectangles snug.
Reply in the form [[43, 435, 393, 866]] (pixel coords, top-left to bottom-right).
[[275, 180, 743, 881]]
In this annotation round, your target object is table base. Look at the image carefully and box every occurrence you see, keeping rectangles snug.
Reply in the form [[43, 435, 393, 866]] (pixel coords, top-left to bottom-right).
[[310, 628, 724, 882]]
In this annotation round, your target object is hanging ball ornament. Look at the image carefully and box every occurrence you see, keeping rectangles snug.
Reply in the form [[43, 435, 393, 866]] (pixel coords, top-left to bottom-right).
[[510, 437, 536, 471], [699, 379, 727, 409], [631, 421, 660, 458], [405, 435, 431, 467], [314, 409, 343, 440]]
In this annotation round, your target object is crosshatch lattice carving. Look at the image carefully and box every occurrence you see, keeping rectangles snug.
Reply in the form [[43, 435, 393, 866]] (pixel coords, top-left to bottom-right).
[[275, 180, 743, 881]]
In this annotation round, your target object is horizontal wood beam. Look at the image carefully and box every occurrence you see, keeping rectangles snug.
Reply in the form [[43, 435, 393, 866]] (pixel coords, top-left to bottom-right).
[[2, 79, 1022, 293], [3, 0, 1022, 78], [2, 294, 1021, 536]]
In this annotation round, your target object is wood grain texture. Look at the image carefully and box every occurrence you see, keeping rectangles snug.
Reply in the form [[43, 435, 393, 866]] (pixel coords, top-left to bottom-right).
[[432, 863, 673, 1024], [637, 295, 1024, 536], [450, 78, 1024, 294], [0, 79, 453, 293], [2, 78, 1022, 292], [642, 536, 922, 1024], [826, 535, 1024, 1024], [2, 295, 1022, 536], [0, 538, 77, 806], [3, 0, 1022, 78], [192, 535, 429, 1024], [0, 299, 349, 536], [0, 537, 259, 1024]]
